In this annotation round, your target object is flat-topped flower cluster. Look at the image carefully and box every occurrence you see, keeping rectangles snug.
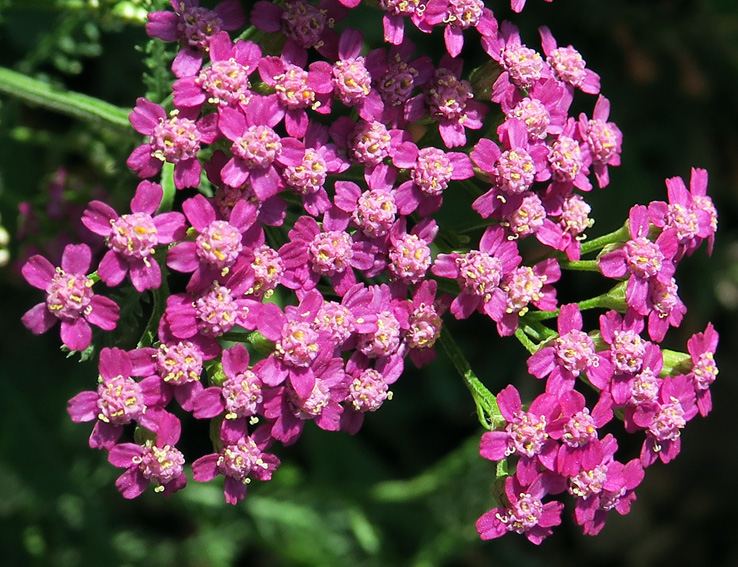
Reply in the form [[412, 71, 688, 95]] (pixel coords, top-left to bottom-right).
[[20, 0, 718, 543]]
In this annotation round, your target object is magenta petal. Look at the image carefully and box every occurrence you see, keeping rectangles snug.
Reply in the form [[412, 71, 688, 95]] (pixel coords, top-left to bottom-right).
[[131, 181, 163, 214], [174, 158, 202, 189], [260, 356, 288, 386], [61, 243, 92, 274], [90, 420, 123, 450], [130, 98, 165, 133], [192, 453, 220, 482], [130, 260, 161, 292], [116, 468, 149, 499], [476, 509, 507, 540], [82, 201, 117, 236], [21, 303, 57, 335], [60, 318, 92, 351], [109, 442, 144, 467], [527, 347, 556, 380], [87, 296, 120, 330], [97, 251, 128, 287], [153, 211, 188, 243], [167, 241, 200, 273], [67, 390, 100, 423], [479, 431, 509, 461], [224, 476, 248, 504], [192, 387, 225, 419], [22, 255, 56, 289]]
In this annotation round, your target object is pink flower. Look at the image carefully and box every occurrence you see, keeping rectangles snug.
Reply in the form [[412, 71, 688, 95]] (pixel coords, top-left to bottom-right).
[[599, 205, 679, 314], [365, 39, 434, 128], [250, 0, 348, 59], [485, 22, 551, 106], [108, 412, 187, 498], [476, 473, 564, 544], [263, 349, 348, 445], [217, 96, 295, 199], [67, 347, 164, 449], [172, 32, 261, 111], [471, 118, 550, 218], [539, 26, 600, 94], [331, 29, 384, 121], [578, 95, 622, 188], [479, 385, 560, 472], [164, 280, 260, 340], [280, 123, 349, 216], [643, 276, 686, 342], [432, 225, 521, 320], [686, 322, 719, 417], [568, 434, 644, 536], [387, 218, 437, 286], [548, 389, 611, 476], [278, 215, 375, 297], [536, 193, 595, 261], [127, 98, 218, 189], [192, 419, 279, 504], [166, 193, 259, 292], [491, 258, 560, 337], [82, 181, 187, 292], [146, 0, 246, 77], [423, 0, 498, 58], [649, 168, 717, 258], [255, 290, 334, 395], [501, 79, 572, 142], [404, 280, 449, 368], [192, 343, 264, 420], [21, 243, 119, 351], [527, 303, 612, 396], [626, 374, 698, 467], [422, 54, 487, 147], [374, 0, 430, 45], [395, 146, 473, 217], [598, 309, 648, 380], [258, 42, 334, 137], [340, 351, 402, 434]]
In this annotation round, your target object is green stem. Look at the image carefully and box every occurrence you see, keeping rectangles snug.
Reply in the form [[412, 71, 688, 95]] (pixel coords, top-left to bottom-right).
[[579, 223, 630, 256], [0, 66, 132, 132], [522, 309, 559, 321], [137, 254, 169, 348], [559, 259, 601, 272], [438, 327, 502, 430], [514, 328, 539, 354]]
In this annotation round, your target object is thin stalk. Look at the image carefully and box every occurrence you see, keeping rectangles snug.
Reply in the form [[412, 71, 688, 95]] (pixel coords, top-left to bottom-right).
[[579, 223, 630, 256], [0, 66, 132, 132], [438, 327, 502, 430], [559, 259, 601, 272]]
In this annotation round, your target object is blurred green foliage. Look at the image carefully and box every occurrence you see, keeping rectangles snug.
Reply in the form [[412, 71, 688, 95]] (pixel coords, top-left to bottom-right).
[[1, 1, 737, 566]]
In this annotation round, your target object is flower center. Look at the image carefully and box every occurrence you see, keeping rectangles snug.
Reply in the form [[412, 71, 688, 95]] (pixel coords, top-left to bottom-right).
[[308, 230, 354, 276], [97, 374, 146, 425], [554, 329, 597, 376], [456, 250, 503, 298], [232, 125, 282, 170], [151, 114, 201, 163], [46, 270, 94, 321], [156, 341, 203, 385], [348, 368, 391, 412], [276, 321, 320, 368]]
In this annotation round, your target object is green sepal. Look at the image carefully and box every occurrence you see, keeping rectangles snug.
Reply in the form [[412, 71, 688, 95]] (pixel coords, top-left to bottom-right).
[[661, 349, 693, 377], [205, 359, 226, 388], [133, 423, 157, 446], [248, 330, 276, 358]]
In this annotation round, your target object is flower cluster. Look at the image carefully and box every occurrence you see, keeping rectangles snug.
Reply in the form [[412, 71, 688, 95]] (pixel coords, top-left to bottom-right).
[[20, 0, 718, 543]]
